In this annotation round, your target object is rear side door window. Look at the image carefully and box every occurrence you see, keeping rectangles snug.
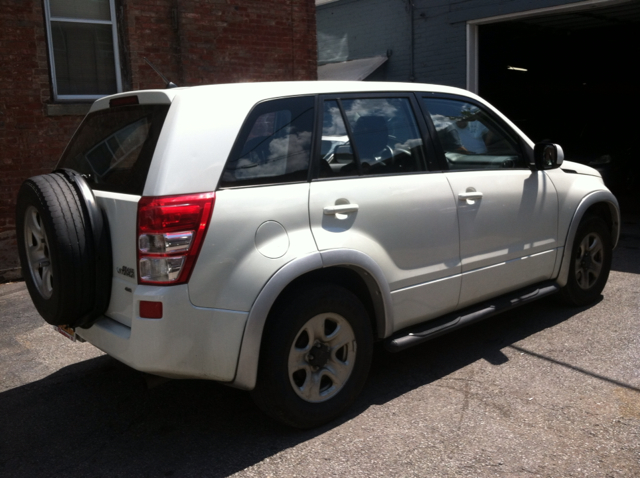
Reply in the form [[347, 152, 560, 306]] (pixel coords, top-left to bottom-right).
[[319, 96, 429, 178], [422, 97, 526, 170], [220, 96, 315, 188]]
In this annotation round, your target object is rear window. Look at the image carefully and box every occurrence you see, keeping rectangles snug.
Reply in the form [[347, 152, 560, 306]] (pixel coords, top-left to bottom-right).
[[57, 104, 170, 195]]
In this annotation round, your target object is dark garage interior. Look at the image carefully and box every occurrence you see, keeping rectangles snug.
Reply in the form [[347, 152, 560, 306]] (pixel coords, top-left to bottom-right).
[[478, 1, 640, 210]]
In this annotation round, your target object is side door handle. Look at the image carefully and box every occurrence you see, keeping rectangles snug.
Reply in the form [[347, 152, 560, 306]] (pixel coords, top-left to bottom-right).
[[458, 191, 483, 201], [323, 204, 359, 215]]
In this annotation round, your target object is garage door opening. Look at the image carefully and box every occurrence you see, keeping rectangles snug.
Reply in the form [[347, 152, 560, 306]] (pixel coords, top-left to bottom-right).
[[476, 2, 640, 209]]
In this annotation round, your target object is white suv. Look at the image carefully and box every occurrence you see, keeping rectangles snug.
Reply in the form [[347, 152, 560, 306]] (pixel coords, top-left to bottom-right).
[[16, 81, 619, 428]]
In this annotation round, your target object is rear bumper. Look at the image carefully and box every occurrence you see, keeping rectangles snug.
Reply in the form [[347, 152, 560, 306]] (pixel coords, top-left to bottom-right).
[[76, 284, 248, 381]]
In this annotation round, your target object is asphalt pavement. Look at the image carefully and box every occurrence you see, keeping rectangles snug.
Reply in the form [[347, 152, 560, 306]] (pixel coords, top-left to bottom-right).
[[1, 217, 639, 477]]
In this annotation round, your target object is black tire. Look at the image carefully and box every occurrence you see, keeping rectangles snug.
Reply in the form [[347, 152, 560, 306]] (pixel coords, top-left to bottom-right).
[[16, 173, 97, 327], [252, 284, 373, 428], [559, 216, 612, 306]]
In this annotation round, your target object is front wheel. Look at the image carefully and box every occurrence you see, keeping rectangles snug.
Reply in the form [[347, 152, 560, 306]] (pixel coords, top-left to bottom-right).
[[252, 285, 373, 428], [559, 216, 612, 306]]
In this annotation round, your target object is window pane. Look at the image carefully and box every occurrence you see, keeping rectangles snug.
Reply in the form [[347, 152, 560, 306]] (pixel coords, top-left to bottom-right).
[[320, 100, 354, 178], [220, 97, 314, 187], [423, 98, 525, 170], [57, 105, 170, 195], [339, 98, 426, 176], [50, 0, 111, 21], [52, 22, 117, 95]]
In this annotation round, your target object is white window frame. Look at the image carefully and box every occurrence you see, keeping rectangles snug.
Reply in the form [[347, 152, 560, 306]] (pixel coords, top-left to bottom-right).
[[44, 0, 123, 102]]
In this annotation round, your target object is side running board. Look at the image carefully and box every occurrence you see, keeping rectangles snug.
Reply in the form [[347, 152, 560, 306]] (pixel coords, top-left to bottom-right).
[[384, 281, 560, 353]]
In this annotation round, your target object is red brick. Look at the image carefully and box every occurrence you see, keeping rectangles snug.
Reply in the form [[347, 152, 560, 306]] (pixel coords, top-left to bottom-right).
[[0, 0, 316, 276]]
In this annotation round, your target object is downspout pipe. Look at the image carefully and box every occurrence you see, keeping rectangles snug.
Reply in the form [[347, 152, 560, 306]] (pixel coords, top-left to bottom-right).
[[408, 1, 415, 82]]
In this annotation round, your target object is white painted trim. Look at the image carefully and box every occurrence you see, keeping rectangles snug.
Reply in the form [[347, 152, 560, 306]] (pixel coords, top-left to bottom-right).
[[44, 0, 123, 101], [466, 23, 479, 93], [55, 95, 110, 102], [468, 0, 632, 25], [109, 0, 123, 95], [465, 0, 631, 92], [49, 17, 113, 25]]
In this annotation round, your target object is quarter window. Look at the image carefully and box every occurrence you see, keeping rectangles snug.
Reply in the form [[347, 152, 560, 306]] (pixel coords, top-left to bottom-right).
[[422, 98, 526, 170], [44, 0, 122, 101], [220, 96, 315, 188]]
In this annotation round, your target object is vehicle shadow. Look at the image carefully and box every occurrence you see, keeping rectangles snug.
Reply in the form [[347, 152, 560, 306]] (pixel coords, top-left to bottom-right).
[[2, 223, 636, 477], [612, 214, 640, 274], [0, 296, 591, 478], [360, 297, 601, 409]]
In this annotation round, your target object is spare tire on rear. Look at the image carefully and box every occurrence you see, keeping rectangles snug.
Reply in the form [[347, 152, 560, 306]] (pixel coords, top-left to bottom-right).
[[15, 171, 111, 328]]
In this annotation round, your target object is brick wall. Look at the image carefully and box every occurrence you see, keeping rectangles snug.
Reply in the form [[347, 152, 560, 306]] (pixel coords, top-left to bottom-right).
[[0, 0, 316, 281], [121, 0, 184, 91], [121, 0, 317, 89], [176, 0, 317, 85], [0, 0, 85, 281]]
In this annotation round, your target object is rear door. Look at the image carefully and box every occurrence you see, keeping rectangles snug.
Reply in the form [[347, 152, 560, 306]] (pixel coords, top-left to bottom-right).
[[309, 94, 461, 333]]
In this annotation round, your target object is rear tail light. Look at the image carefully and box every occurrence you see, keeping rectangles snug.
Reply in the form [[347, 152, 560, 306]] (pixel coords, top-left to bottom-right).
[[137, 192, 215, 285]]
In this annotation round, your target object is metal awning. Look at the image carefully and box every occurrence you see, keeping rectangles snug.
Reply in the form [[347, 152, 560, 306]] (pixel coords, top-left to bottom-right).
[[317, 56, 388, 81]]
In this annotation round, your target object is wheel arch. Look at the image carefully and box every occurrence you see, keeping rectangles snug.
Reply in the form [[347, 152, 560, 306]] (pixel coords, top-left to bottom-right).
[[230, 249, 392, 390], [556, 190, 620, 288]]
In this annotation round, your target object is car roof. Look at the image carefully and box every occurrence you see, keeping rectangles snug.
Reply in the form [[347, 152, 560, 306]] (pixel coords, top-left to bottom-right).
[[91, 81, 477, 113]]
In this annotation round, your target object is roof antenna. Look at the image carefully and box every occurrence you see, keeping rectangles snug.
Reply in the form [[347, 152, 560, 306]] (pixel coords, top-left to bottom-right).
[[143, 57, 178, 89]]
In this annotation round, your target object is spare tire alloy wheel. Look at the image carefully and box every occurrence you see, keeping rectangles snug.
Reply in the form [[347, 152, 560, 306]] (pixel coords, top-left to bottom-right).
[[288, 312, 356, 403], [23, 206, 53, 300], [16, 173, 103, 328], [253, 285, 373, 428]]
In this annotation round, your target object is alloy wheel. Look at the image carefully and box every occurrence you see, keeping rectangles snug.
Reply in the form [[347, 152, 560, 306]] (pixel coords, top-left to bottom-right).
[[23, 206, 53, 299], [574, 231, 604, 290], [288, 312, 356, 403]]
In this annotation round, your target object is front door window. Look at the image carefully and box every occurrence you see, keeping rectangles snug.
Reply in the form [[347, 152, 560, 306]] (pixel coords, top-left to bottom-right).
[[423, 97, 526, 170]]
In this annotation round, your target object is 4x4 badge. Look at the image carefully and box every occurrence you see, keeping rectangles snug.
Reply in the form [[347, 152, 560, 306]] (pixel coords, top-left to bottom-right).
[[117, 265, 135, 278]]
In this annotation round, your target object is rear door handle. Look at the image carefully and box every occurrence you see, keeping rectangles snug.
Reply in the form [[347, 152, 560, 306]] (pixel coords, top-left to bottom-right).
[[323, 204, 359, 215], [458, 192, 483, 201]]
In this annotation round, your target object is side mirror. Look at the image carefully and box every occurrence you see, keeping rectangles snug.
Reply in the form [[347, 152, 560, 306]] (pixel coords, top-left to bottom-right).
[[534, 143, 564, 170]]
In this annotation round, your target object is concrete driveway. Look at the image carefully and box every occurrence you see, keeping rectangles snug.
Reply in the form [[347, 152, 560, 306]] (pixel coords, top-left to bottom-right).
[[1, 217, 639, 477]]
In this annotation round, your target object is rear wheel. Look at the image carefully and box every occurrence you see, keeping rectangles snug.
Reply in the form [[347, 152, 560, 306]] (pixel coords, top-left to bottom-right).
[[559, 216, 612, 306], [252, 285, 373, 428]]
